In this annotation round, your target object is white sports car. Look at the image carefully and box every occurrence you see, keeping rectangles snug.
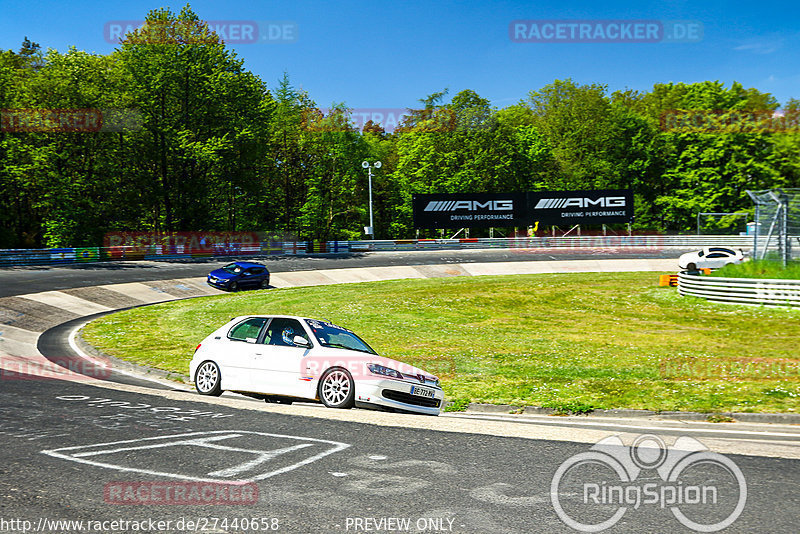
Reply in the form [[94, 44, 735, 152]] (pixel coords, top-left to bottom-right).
[[190, 316, 443, 416], [678, 247, 746, 271]]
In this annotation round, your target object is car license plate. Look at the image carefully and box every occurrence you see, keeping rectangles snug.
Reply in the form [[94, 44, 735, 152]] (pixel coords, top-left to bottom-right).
[[410, 386, 434, 398]]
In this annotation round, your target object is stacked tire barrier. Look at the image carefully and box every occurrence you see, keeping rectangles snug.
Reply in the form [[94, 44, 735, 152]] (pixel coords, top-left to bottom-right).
[[0, 235, 755, 268], [678, 272, 800, 307]]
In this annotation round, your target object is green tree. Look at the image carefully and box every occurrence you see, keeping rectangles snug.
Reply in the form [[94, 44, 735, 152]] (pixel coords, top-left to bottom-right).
[[525, 79, 628, 190], [115, 5, 271, 232], [298, 103, 370, 240]]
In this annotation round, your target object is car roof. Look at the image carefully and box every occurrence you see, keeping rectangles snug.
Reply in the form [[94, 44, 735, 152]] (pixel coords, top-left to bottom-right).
[[227, 261, 267, 268], [231, 315, 311, 321], [229, 315, 346, 328]]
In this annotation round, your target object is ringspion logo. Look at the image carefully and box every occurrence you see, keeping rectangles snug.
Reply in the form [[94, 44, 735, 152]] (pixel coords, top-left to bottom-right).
[[551, 434, 746, 532]]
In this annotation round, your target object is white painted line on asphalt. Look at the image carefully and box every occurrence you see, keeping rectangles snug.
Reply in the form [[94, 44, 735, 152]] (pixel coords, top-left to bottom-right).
[[208, 443, 315, 477], [72, 433, 246, 457], [444, 413, 800, 440], [41, 430, 351, 482]]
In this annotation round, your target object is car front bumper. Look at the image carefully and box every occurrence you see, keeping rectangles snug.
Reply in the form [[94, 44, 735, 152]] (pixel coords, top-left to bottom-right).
[[207, 277, 232, 289], [354, 378, 443, 416]]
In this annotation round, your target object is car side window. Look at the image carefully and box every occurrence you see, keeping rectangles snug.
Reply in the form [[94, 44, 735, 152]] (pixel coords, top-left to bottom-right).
[[265, 318, 310, 347], [228, 318, 267, 342], [706, 253, 728, 258]]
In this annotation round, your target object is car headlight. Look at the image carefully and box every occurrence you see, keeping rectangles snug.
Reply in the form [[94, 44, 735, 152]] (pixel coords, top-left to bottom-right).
[[367, 363, 403, 379]]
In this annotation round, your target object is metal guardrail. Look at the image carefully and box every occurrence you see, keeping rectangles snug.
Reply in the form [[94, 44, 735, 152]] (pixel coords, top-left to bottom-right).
[[0, 235, 755, 268], [678, 272, 800, 307], [355, 235, 756, 251]]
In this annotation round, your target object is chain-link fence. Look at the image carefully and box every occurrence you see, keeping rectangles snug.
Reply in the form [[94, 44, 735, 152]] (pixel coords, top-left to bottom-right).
[[747, 188, 800, 265], [696, 212, 749, 235]]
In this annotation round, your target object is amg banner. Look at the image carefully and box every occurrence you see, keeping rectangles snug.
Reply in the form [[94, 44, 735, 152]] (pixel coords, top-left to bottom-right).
[[412, 189, 633, 228], [413, 193, 527, 229], [527, 188, 633, 225]]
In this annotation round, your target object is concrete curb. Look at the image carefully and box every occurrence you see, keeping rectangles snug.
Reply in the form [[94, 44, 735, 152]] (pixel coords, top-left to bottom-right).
[[457, 403, 800, 424]]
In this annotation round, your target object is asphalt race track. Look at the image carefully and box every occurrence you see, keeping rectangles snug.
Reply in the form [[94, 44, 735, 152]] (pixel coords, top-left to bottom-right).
[[1, 249, 799, 533], [0, 248, 689, 298], [2, 377, 798, 534]]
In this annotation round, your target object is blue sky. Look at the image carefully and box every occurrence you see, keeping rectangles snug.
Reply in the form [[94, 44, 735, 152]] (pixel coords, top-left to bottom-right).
[[1, 0, 798, 110]]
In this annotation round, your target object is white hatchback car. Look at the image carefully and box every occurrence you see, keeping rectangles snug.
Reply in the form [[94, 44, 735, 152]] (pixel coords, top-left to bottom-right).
[[189, 316, 443, 416], [678, 247, 746, 271]]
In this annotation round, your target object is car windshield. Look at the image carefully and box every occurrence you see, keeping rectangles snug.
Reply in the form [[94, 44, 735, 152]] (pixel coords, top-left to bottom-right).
[[305, 319, 377, 355], [222, 263, 243, 274]]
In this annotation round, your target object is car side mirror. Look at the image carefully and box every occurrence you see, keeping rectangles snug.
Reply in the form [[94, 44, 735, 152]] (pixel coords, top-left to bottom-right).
[[293, 335, 311, 348]]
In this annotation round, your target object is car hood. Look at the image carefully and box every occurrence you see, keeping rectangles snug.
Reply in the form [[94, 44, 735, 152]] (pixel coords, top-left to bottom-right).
[[209, 268, 237, 279]]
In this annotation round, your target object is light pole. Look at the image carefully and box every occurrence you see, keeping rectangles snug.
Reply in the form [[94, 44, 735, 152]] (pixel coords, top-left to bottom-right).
[[361, 160, 381, 238]]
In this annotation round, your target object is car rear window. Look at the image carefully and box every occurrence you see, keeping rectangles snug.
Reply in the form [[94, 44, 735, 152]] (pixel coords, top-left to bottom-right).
[[228, 317, 267, 342]]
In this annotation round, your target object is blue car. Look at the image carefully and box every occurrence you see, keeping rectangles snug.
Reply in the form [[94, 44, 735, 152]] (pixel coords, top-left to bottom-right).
[[207, 261, 271, 292]]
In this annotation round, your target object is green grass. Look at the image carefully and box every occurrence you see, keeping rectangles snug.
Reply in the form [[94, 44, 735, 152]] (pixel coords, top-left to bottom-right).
[[712, 259, 800, 279], [82, 272, 800, 414]]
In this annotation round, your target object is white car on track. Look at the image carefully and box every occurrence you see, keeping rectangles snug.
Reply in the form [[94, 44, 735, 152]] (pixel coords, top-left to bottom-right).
[[190, 316, 443, 416], [678, 247, 746, 271]]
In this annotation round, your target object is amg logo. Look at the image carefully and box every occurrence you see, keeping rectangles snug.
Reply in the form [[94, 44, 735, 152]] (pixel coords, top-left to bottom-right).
[[534, 196, 626, 209], [424, 200, 514, 212]]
